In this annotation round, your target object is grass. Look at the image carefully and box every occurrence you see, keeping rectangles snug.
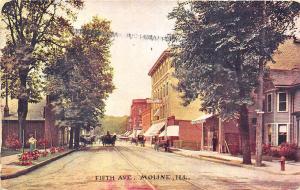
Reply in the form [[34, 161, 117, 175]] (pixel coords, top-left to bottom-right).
[[1, 148, 30, 157]]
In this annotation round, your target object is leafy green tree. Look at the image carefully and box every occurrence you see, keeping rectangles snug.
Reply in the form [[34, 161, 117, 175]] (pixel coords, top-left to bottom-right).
[[168, 1, 300, 164], [1, 0, 83, 147], [45, 17, 115, 148]]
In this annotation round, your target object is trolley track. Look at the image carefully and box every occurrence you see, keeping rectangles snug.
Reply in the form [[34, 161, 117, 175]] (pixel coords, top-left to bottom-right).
[[117, 145, 257, 190], [114, 146, 206, 190], [114, 146, 157, 190]]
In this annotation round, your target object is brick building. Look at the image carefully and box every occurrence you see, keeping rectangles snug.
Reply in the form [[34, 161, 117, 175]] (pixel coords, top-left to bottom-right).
[[191, 115, 241, 153], [141, 102, 151, 132], [128, 99, 150, 138], [1, 96, 68, 148]]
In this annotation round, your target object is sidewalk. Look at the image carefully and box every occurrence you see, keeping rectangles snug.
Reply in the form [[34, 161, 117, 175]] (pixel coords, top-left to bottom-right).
[[136, 142, 300, 175], [173, 148, 300, 175], [1, 148, 75, 180]]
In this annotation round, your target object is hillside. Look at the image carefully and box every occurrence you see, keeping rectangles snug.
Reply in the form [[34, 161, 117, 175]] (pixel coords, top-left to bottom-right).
[[100, 115, 129, 135]]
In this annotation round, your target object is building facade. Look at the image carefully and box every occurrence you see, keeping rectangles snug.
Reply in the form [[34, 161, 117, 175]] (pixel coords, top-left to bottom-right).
[[129, 99, 150, 134], [145, 50, 203, 147], [141, 103, 151, 132], [1, 97, 68, 148], [148, 50, 203, 124]]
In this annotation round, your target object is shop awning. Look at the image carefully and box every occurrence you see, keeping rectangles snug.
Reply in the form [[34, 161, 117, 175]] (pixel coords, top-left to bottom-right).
[[123, 131, 130, 136], [159, 125, 179, 137], [191, 114, 213, 124], [126, 131, 133, 137], [144, 122, 165, 137]]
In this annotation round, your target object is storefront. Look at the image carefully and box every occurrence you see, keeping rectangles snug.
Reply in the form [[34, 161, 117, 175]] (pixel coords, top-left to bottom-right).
[[144, 121, 166, 144]]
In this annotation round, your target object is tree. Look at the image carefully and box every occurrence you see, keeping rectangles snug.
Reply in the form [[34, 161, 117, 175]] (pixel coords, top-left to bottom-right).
[[45, 17, 115, 149], [1, 0, 83, 147], [168, 1, 300, 164]]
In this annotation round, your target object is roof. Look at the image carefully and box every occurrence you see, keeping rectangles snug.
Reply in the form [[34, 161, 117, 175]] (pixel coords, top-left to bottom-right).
[[267, 39, 300, 70], [148, 49, 171, 76], [268, 69, 300, 87], [265, 38, 300, 88], [1, 98, 46, 121], [191, 114, 213, 124]]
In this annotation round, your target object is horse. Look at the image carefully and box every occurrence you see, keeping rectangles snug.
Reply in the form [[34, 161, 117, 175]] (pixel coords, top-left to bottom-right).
[[101, 135, 117, 146], [137, 135, 145, 147]]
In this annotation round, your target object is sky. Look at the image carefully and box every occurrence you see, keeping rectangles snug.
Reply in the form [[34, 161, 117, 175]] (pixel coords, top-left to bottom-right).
[[74, 0, 177, 116], [0, 0, 177, 117]]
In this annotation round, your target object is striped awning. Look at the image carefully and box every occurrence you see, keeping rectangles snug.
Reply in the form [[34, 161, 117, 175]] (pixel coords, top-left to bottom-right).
[[144, 122, 165, 137]]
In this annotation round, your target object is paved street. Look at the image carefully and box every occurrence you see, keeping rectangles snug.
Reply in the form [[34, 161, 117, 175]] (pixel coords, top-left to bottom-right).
[[2, 141, 300, 190]]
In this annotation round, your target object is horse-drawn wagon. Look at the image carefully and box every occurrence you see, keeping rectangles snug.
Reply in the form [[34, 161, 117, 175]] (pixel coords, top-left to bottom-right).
[[101, 134, 117, 146]]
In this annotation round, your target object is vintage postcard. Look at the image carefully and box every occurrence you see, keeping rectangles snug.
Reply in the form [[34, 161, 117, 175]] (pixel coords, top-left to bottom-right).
[[1, 1, 300, 190]]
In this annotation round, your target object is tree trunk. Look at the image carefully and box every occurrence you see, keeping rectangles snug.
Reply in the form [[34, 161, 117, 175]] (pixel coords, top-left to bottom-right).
[[18, 69, 29, 149], [74, 126, 80, 148], [69, 128, 74, 149], [239, 104, 252, 164], [256, 61, 264, 166]]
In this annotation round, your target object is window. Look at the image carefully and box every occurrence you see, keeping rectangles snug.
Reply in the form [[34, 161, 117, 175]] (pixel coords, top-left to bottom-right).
[[267, 94, 272, 112], [278, 124, 287, 145], [267, 124, 272, 144], [267, 124, 273, 145], [166, 82, 168, 95], [298, 120, 300, 147], [278, 92, 287, 112], [252, 118, 257, 125]]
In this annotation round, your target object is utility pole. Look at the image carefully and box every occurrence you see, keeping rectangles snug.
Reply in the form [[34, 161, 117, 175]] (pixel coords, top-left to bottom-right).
[[255, 1, 266, 167]]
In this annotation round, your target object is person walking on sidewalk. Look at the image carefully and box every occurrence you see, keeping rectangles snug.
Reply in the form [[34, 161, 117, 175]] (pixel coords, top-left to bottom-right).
[[212, 135, 218, 152], [154, 139, 160, 151], [164, 139, 170, 152]]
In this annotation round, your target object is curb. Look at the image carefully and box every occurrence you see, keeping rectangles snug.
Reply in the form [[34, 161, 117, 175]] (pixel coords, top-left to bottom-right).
[[1, 149, 76, 180], [172, 151, 300, 176]]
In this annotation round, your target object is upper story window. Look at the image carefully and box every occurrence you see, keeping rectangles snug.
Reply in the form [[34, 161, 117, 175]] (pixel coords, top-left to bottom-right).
[[278, 92, 288, 112], [267, 94, 272, 112], [166, 82, 168, 95]]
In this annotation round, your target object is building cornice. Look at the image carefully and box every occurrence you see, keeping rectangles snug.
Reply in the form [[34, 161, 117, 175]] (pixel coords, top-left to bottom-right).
[[148, 50, 171, 76]]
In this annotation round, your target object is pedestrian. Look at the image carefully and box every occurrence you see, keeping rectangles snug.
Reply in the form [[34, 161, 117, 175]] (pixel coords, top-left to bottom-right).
[[165, 139, 170, 152], [156, 139, 161, 152], [142, 136, 146, 147], [28, 134, 37, 152], [212, 135, 218, 151]]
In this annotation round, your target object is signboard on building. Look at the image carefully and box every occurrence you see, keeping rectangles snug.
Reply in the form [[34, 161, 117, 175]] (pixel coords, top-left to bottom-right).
[[146, 98, 162, 104]]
